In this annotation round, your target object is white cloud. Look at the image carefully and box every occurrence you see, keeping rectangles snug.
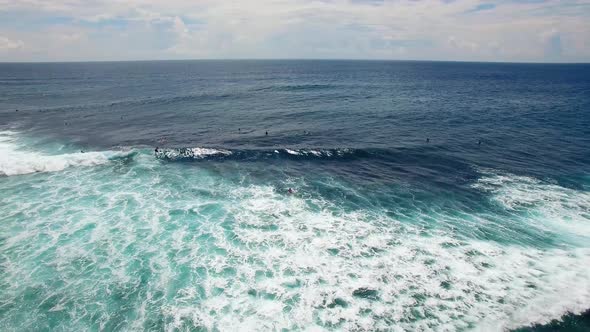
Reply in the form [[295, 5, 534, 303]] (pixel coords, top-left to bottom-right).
[[57, 32, 85, 43], [0, 35, 24, 50], [0, 0, 589, 61]]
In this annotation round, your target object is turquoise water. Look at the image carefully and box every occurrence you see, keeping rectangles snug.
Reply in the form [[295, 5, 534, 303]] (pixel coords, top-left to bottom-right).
[[1, 130, 589, 331], [1, 61, 589, 331]]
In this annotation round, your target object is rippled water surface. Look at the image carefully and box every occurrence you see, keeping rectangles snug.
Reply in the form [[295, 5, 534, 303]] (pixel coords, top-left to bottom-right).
[[1, 61, 589, 331]]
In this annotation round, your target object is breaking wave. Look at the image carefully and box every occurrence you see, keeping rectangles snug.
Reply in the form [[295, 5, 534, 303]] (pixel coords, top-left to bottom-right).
[[155, 147, 372, 162], [0, 131, 135, 176], [1, 131, 589, 331]]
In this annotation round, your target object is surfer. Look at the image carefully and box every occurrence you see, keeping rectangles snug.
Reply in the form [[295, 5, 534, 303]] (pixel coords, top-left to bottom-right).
[[287, 188, 294, 194], [155, 147, 159, 154], [266, 131, 268, 136], [426, 138, 430, 143], [478, 139, 482, 145]]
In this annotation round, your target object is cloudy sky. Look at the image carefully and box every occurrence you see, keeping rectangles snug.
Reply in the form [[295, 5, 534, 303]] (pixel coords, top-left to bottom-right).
[[0, 0, 589, 62]]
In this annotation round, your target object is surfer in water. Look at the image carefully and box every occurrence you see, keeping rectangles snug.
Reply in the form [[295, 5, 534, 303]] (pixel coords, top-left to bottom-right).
[[287, 188, 294, 194]]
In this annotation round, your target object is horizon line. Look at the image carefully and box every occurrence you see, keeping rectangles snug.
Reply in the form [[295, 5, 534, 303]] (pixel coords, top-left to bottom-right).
[[1, 58, 589, 65]]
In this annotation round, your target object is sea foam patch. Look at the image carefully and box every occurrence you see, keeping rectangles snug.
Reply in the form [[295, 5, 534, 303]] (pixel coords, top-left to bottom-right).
[[0, 131, 132, 176], [161, 183, 590, 331], [0, 151, 589, 331], [155, 147, 232, 160], [473, 168, 590, 237]]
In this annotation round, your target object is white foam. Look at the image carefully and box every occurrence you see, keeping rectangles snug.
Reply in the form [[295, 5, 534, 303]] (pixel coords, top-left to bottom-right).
[[160, 182, 590, 331], [1, 156, 589, 331], [285, 149, 301, 155], [189, 147, 231, 157], [285, 149, 334, 157], [0, 131, 130, 176], [473, 168, 590, 236], [158, 147, 232, 159]]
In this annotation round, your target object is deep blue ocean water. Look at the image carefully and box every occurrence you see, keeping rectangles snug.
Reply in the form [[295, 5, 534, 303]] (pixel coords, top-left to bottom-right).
[[0, 60, 589, 331]]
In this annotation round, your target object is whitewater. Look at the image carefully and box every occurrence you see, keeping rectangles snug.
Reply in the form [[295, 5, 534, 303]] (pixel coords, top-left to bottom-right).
[[1, 129, 589, 331]]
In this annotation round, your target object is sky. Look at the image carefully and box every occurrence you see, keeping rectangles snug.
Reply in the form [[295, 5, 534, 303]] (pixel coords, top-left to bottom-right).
[[0, 0, 589, 62]]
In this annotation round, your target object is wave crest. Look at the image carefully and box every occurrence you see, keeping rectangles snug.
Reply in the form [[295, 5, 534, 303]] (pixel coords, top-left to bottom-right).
[[155, 147, 364, 161], [0, 132, 135, 176]]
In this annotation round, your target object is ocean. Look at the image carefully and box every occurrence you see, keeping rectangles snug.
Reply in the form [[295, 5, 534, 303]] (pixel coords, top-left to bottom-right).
[[0, 60, 589, 331]]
